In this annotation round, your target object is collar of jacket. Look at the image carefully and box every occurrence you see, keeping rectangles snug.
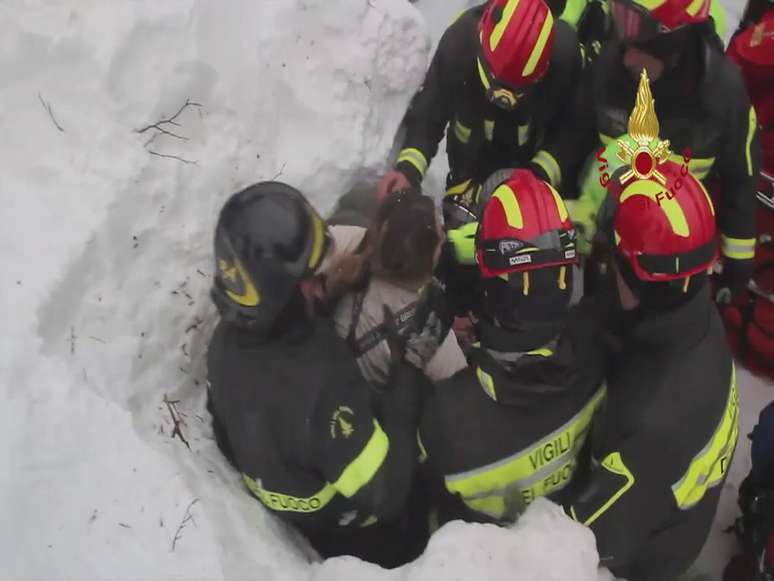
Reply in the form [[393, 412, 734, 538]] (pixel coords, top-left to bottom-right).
[[622, 283, 713, 352], [469, 331, 580, 408]]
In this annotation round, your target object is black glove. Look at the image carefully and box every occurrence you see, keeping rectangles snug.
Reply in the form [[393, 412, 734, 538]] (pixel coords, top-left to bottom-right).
[[715, 259, 755, 304]]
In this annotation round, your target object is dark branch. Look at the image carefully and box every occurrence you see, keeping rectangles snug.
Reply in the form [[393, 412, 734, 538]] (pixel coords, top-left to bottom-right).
[[136, 98, 202, 134], [38, 93, 64, 132], [171, 498, 200, 551], [163, 394, 191, 451], [147, 150, 198, 166]]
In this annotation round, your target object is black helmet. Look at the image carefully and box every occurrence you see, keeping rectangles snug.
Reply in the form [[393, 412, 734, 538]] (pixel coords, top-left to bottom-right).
[[211, 181, 331, 330]]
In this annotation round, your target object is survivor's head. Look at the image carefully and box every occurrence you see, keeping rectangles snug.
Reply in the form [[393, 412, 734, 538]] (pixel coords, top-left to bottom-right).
[[210, 181, 331, 336], [475, 169, 579, 352], [367, 189, 445, 288]]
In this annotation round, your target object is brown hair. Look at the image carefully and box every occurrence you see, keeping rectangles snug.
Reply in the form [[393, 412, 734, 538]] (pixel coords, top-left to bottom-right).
[[323, 191, 442, 300], [368, 191, 441, 287]]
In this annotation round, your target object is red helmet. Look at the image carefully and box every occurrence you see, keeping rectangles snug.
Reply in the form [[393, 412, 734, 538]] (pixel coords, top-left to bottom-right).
[[610, 0, 711, 44], [608, 160, 718, 282], [476, 169, 578, 279], [478, 0, 555, 110]]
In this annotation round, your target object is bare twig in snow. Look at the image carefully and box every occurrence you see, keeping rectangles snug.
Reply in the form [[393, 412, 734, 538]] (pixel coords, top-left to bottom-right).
[[171, 498, 200, 551], [69, 326, 76, 355], [89, 509, 98, 524], [271, 162, 287, 180], [135, 98, 202, 135], [185, 318, 203, 334], [163, 394, 191, 451], [87, 336, 106, 344], [147, 150, 199, 166], [118, 522, 131, 529], [38, 93, 64, 132], [181, 343, 189, 357], [196, 269, 208, 277]]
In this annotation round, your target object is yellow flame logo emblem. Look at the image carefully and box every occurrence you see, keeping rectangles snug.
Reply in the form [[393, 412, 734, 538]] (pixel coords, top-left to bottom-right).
[[219, 258, 260, 307]]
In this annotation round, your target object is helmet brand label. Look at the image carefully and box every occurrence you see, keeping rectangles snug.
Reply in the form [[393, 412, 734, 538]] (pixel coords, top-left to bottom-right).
[[509, 254, 532, 266]]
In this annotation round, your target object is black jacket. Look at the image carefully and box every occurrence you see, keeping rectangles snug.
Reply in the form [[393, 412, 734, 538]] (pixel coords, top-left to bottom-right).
[[395, 4, 584, 188], [419, 299, 609, 524], [207, 318, 421, 533], [532, 33, 760, 260], [566, 285, 740, 581]]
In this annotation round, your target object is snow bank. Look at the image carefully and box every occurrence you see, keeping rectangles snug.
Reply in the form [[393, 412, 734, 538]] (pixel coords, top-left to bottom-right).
[[0, 1, 615, 580]]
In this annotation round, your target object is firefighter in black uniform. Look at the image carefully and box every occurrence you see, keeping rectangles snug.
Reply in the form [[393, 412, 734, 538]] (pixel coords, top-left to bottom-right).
[[563, 85, 740, 580], [419, 169, 608, 524], [376, 0, 584, 212], [529, 0, 761, 299], [206, 182, 428, 568]]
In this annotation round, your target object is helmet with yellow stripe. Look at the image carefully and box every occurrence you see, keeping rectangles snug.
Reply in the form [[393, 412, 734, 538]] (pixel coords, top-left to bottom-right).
[[610, 0, 711, 45], [606, 70, 718, 296], [478, 0, 556, 111], [475, 169, 578, 339], [211, 181, 331, 330], [477, 169, 578, 278]]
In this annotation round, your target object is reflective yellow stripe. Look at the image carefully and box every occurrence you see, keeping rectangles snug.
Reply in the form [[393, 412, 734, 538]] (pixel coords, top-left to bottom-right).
[[686, 0, 707, 17], [746, 106, 758, 177], [396, 148, 428, 178], [671, 365, 739, 510], [446, 179, 473, 197], [531, 150, 561, 186], [548, 183, 569, 222], [307, 213, 325, 271], [620, 180, 689, 237], [334, 420, 390, 497], [721, 235, 756, 260], [454, 120, 472, 144], [558, 266, 567, 290], [635, 0, 669, 9], [476, 366, 497, 401], [518, 124, 530, 146], [360, 515, 378, 527], [484, 119, 495, 142], [581, 452, 635, 527], [417, 431, 428, 463], [490, 0, 521, 51], [477, 58, 491, 91], [522, 12, 554, 77], [243, 475, 337, 513], [446, 386, 607, 519], [680, 156, 715, 180], [527, 347, 554, 357], [493, 184, 524, 228]]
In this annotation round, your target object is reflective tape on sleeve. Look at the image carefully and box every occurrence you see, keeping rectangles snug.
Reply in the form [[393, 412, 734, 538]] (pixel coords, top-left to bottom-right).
[[396, 148, 428, 178], [721, 235, 756, 260], [333, 420, 390, 498], [531, 150, 561, 187]]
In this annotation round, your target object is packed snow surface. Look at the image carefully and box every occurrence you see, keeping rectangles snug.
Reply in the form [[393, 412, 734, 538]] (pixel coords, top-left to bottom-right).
[[0, 1, 768, 580]]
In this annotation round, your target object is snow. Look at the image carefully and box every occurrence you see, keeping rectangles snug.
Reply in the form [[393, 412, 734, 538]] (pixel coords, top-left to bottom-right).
[[0, 1, 769, 580]]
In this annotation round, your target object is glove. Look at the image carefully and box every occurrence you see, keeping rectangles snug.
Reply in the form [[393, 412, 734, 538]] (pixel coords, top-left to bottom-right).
[[715, 259, 754, 304], [442, 179, 482, 229], [446, 222, 479, 266]]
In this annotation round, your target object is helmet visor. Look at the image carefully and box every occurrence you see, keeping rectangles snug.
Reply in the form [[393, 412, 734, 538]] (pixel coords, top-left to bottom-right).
[[610, 0, 673, 44], [623, 238, 718, 281], [477, 228, 578, 276]]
